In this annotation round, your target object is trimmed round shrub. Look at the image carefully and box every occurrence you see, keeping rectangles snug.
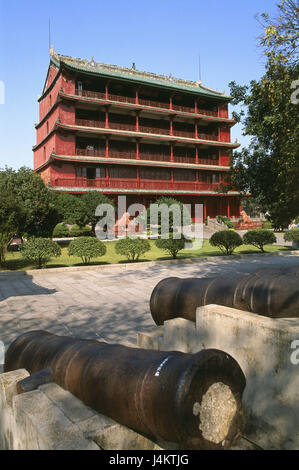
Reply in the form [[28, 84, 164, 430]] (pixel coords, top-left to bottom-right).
[[19, 238, 61, 269], [155, 234, 188, 259], [210, 230, 243, 255], [70, 224, 92, 237], [115, 237, 151, 262], [243, 229, 276, 252], [68, 237, 106, 264], [52, 223, 70, 238], [284, 229, 299, 247]]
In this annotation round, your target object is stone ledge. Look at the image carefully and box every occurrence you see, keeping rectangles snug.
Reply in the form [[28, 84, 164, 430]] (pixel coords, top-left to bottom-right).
[[0, 250, 298, 280]]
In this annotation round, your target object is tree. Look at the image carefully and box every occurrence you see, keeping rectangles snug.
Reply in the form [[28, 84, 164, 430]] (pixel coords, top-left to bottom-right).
[[115, 237, 151, 262], [155, 234, 187, 259], [81, 191, 114, 235], [0, 183, 23, 266], [0, 167, 59, 237], [20, 238, 61, 269], [210, 230, 243, 255], [140, 196, 191, 235], [222, 1, 299, 230], [52, 192, 89, 227], [68, 237, 106, 264], [243, 229, 277, 252]]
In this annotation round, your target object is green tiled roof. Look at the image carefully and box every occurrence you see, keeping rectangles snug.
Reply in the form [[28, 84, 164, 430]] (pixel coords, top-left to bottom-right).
[[51, 53, 230, 100]]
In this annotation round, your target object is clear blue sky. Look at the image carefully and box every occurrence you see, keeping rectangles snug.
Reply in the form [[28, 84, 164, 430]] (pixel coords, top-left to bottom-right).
[[0, 0, 278, 170]]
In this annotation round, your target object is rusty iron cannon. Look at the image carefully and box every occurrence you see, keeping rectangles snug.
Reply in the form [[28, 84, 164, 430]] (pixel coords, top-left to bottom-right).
[[150, 266, 299, 325], [4, 330, 246, 450]]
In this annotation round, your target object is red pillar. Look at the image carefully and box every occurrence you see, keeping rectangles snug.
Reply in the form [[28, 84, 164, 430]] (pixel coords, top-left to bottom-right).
[[204, 199, 207, 220], [136, 167, 140, 188], [194, 98, 198, 114], [105, 166, 109, 187], [105, 82, 109, 101], [170, 143, 174, 162], [136, 139, 140, 159], [136, 111, 140, 132], [195, 120, 198, 139], [227, 198, 231, 218], [170, 116, 173, 136], [135, 88, 139, 105], [105, 106, 109, 129], [195, 146, 199, 164], [105, 137, 109, 157], [170, 94, 173, 110]]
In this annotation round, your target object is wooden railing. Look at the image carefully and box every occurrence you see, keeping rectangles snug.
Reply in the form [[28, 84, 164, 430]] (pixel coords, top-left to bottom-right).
[[75, 118, 105, 128], [139, 125, 169, 136], [109, 121, 136, 132], [172, 103, 195, 113], [75, 89, 106, 100], [51, 177, 221, 192], [138, 97, 169, 109], [173, 129, 195, 139], [74, 89, 221, 118], [75, 148, 220, 166], [108, 93, 136, 104], [74, 118, 220, 142]]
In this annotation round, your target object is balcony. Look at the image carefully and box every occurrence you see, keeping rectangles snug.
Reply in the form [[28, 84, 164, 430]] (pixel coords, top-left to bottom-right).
[[51, 177, 222, 192], [73, 89, 222, 118], [75, 148, 221, 167], [74, 117, 220, 142]]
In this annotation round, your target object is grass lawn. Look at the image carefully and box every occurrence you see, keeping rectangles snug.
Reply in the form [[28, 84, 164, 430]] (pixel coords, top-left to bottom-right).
[[0, 239, 292, 272]]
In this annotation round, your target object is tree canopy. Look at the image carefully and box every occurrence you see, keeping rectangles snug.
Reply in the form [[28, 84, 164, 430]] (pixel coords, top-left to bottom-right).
[[223, 0, 299, 229]]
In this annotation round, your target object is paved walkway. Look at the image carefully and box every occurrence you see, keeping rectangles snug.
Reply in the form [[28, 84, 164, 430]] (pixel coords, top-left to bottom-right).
[[1, 253, 299, 352]]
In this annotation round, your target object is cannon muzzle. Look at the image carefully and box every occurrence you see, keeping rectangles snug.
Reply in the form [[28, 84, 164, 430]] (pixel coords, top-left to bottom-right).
[[4, 330, 246, 450]]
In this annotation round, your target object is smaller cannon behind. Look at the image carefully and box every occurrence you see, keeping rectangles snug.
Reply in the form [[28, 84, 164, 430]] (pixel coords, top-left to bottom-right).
[[150, 266, 299, 325], [4, 330, 246, 450]]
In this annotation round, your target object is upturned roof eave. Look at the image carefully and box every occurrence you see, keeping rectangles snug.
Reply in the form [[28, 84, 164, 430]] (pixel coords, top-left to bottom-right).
[[53, 55, 231, 101]]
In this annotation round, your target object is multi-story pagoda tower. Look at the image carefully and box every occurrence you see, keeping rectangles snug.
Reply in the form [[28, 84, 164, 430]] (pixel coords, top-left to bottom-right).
[[33, 48, 241, 219]]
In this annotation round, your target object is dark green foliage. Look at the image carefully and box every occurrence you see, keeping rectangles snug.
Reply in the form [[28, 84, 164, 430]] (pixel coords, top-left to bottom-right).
[[80, 191, 115, 235], [115, 237, 151, 262], [210, 230, 243, 255], [0, 167, 59, 238], [219, 2, 299, 230], [0, 180, 23, 266], [19, 238, 61, 269], [284, 229, 299, 244], [70, 225, 92, 237], [52, 223, 70, 238], [53, 193, 88, 227], [216, 215, 234, 229], [155, 234, 188, 259], [139, 197, 191, 234], [68, 237, 106, 264], [243, 229, 277, 252]]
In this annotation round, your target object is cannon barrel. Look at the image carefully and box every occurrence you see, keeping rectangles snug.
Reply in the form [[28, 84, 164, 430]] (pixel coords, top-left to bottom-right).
[[4, 330, 246, 450], [150, 266, 299, 325]]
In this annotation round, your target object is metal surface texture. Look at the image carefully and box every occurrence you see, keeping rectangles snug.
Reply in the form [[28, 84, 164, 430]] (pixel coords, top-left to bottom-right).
[[4, 330, 246, 450], [150, 266, 299, 325]]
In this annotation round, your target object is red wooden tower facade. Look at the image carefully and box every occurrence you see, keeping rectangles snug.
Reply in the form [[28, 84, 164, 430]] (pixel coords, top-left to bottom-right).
[[33, 49, 241, 219]]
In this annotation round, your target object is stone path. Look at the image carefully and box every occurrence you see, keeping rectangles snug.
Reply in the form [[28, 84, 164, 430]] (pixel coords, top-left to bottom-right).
[[0, 253, 299, 352]]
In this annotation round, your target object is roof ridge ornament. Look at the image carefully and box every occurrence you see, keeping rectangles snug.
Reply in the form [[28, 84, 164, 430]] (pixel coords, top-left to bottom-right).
[[49, 45, 55, 56]]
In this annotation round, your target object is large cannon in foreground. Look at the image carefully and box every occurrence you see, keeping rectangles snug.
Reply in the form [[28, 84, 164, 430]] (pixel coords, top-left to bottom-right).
[[150, 266, 299, 325], [4, 330, 246, 450]]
